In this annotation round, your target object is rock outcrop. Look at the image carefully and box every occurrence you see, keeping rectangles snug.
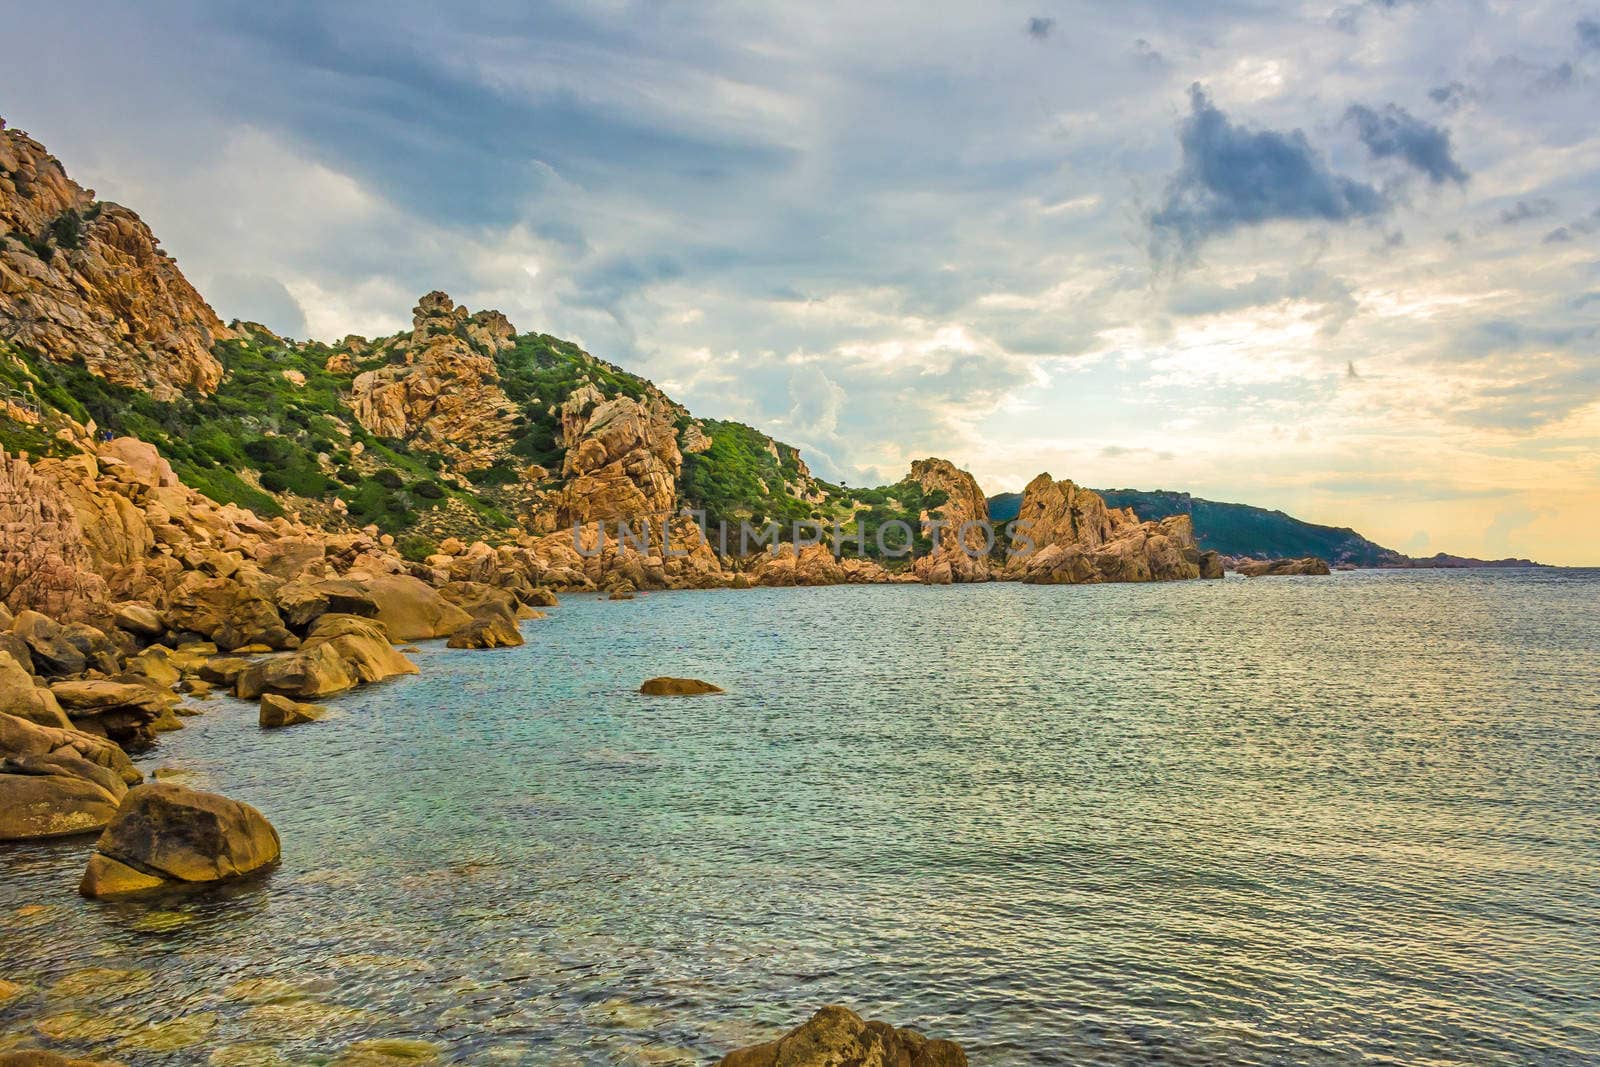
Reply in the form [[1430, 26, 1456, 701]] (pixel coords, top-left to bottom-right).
[[1236, 556, 1332, 577], [1002, 474, 1202, 584], [719, 1005, 967, 1067], [556, 383, 684, 525], [343, 292, 519, 471], [0, 118, 230, 398], [909, 457, 992, 584], [79, 782, 280, 898]]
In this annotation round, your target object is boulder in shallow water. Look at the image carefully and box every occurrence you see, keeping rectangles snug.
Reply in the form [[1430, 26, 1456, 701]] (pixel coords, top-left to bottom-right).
[[1236, 556, 1332, 577], [258, 693, 325, 728], [719, 1005, 967, 1067], [446, 614, 523, 649], [1199, 550, 1226, 580], [235, 615, 417, 699], [639, 676, 723, 696], [79, 782, 280, 899]]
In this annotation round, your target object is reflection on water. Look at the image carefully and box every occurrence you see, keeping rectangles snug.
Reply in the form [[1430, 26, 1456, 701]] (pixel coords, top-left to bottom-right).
[[3, 569, 1599, 1065]]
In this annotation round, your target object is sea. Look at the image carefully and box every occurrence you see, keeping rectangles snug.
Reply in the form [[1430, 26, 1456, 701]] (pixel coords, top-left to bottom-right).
[[3, 569, 1598, 1065]]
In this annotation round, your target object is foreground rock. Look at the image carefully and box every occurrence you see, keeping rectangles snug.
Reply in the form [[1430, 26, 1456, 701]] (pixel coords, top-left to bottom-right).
[[79, 783, 280, 898], [1236, 556, 1332, 577], [235, 614, 417, 699], [258, 693, 326, 728], [0, 713, 141, 840], [640, 676, 724, 696], [719, 1005, 967, 1067]]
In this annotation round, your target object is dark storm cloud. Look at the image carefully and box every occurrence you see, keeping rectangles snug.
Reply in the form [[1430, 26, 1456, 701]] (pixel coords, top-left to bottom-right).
[[1027, 17, 1056, 39], [1345, 103, 1469, 185], [1577, 18, 1600, 51], [1149, 86, 1387, 262]]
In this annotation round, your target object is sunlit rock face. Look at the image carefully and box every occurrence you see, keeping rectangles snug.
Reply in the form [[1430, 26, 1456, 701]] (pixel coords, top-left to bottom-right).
[[0, 118, 230, 399], [909, 457, 993, 584], [1003, 473, 1202, 584], [344, 291, 521, 473]]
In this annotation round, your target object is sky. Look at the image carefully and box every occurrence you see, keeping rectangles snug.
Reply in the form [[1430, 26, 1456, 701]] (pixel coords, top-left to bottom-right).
[[4, 0, 1599, 564]]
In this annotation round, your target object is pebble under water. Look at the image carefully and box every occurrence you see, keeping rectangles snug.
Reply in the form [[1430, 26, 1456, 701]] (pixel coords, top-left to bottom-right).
[[2, 569, 1599, 1065]]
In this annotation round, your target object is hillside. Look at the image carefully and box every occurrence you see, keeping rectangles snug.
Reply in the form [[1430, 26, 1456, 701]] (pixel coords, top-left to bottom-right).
[[1091, 489, 1402, 565]]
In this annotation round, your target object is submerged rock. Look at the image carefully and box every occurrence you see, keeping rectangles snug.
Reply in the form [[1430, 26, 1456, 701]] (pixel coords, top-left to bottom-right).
[[258, 693, 325, 729], [718, 1005, 967, 1067], [0, 1051, 126, 1066], [79, 782, 281, 899], [639, 676, 723, 696]]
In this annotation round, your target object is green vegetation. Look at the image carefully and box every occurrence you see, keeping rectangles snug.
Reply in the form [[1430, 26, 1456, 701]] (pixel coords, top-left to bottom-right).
[[0, 337, 471, 533], [490, 332, 655, 472], [679, 419, 824, 531]]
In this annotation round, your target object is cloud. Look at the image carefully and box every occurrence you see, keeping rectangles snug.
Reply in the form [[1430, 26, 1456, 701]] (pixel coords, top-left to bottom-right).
[[1148, 86, 1388, 263], [1427, 81, 1473, 111], [205, 272, 309, 338], [1165, 266, 1359, 335], [1498, 198, 1557, 225], [1581, 18, 1600, 51], [1027, 17, 1055, 39], [1345, 103, 1469, 185]]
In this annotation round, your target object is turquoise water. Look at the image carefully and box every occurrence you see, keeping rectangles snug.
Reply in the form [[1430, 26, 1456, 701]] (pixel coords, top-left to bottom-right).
[[3, 570, 1599, 1065]]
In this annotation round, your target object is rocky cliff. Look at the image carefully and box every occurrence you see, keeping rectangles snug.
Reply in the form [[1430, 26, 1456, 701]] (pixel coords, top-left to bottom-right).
[[0, 118, 230, 399], [908, 457, 991, 583]]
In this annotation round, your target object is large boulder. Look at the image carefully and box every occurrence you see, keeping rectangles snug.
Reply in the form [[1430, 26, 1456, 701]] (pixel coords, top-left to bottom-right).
[[113, 600, 166, 637], [273, 576, 381, 630], [352, 573, 472, 641], [165, 572, 298, 651], [446, 614, 523, 649], [0, 650, 70, 729], [10, 610, 86, 676], [1002, 475, 1202, 584], [79, 783, 281, 899], [0, 712, 139, 841], [49, 679, 176, 752], [0, 711, 142, 786], [640, 676, 723, 696], [719, 1006, 967, 1067], [258, 693, 325, 729], [1199, 550, 1226, 580], [235, 615, 417, 699]]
